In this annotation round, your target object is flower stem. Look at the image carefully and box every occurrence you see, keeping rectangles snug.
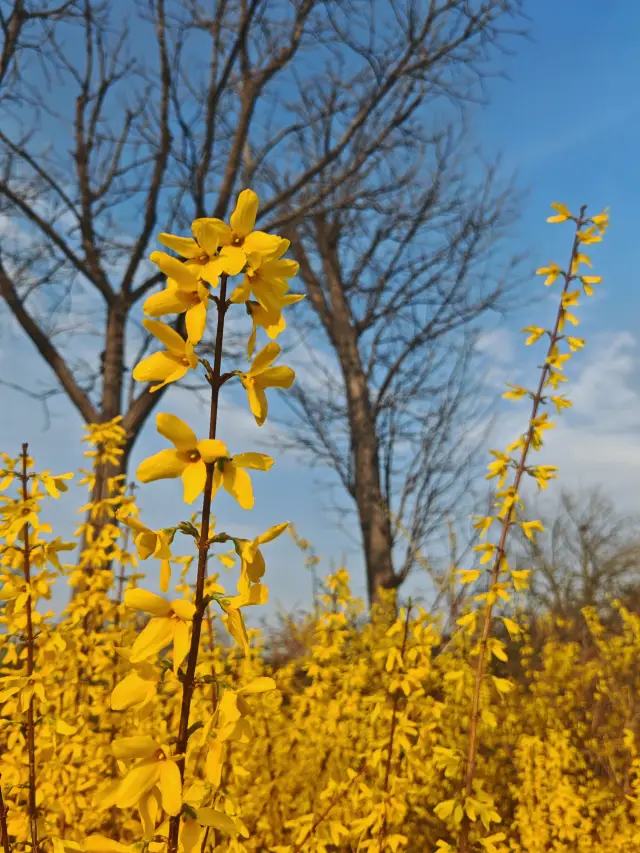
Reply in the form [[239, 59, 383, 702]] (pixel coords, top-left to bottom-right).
[[458, 208, 587, 853], [378, 602, 412, 848], [167, 275, 229, 853], [0, 773, 11, 853], [19, 444, 39, 853]]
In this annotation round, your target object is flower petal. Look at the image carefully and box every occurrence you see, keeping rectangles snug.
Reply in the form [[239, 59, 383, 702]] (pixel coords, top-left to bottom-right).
[[232, 452, 274, 471], [199, 261, 220, 287], [221, 607, 249, 653], [256, 522, 289, 546], [229, 278, 251, 304], [142, 319, 187, 354], [246, 382, 268, 426], [112, 736, 160, 761], [217, 245, 245, 276], [237, 676, 276, 695], [223, 463, 254, 510], [132, 351, 182, 385], [156, 413, 198, 450], [186, 302, 207, 345], [230, 189, 258, 237], [115, 761, 161, 809], [242, 231, 286, 259], [150, 251, 199, 291], [196, 439, 228, 462], [192, 218, 229, 251], [137, 449, 186, 483], [182, 460, 207, 505], [124, 589, 173, 617], [130, 617, 175, 663], [171, 599, 196, 621], [158, 233, 200, 258], [143, 287, 192, 317], [259, 365, 295, 389], [172, 620, 190, 674], [195, 808, 237, 835], [180, 820, 202, 853], [159, 559, 171, 593], [158, 759, 182, 816], [138, 789, 160, 840], [249, 341, 280, 375], [111, 672, 155, 712], [84, 835, 134, 853]]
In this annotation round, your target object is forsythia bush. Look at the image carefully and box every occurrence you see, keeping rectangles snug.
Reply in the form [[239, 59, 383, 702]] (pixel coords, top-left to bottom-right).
[[1, 198, 634, 853]]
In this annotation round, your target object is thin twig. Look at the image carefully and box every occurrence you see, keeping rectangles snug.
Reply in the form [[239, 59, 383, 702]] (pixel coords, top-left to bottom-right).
[[458, 207, 588, 852], [167, 275, 229, 853], [291, 760, 369, 853], [378, 601, 413, 848], [0, 772, 11, 853], [19, 444, 39, 853]]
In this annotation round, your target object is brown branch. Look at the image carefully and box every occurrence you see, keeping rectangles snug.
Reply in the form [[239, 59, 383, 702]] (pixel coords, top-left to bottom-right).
[[19, 444, 39, 853], [458, 207, 588, 852], [167, 275, 229, 853], [0, 262, 99, 422], [120, 0, 172, 295]]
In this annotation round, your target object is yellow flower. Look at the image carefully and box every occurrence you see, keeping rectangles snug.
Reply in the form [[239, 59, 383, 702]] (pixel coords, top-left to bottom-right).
[[240, 342, 295, 426], [535, 263, 561, 286], [221, 587, 267, 653], [110, 652, 159, 713], [136, 413, 227, 505], [157, 219, 223, 285], [198, 189, 284, 276], [547, 202, 574, 223], [115, 509, 175, 591], [132, 320, 198, 392], [34, 470, 74, 498], [144, 253, 211, 344], [212, 449, 274, 511], [246, 293, 304, 358], [237, 521, 289, 583], [230, 240, 299, 308], [109, 735, 182, 817], [124, 588, 195, 674]]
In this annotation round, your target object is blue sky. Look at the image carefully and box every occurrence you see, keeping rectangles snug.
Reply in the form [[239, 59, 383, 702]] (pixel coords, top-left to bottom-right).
[[2, 0, 640, 625]]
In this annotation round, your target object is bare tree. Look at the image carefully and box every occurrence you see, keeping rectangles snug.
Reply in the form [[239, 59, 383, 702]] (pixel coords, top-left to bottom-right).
[[0, 0, 73, 93], [514, 487, 640, 622], [0, 0, 525, 597]]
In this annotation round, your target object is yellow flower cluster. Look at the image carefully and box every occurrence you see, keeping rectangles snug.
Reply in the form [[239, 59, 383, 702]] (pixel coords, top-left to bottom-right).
[[3, 199, 634, 853]]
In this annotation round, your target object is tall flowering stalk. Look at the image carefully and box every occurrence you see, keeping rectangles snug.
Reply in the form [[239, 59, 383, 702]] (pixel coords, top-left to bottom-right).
[[432, 203, 609, 853], [0, 447, 75, 851], [103, 189, 303, 852]]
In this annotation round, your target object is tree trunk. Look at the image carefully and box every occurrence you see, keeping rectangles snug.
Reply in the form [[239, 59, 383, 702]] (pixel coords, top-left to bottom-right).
[[74, 300, 130, 589], [335, 318, 397, 605], [318, 228, 397, 606]]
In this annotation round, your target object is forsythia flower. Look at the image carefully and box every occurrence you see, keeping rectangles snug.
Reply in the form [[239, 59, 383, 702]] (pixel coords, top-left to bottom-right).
[[236, 521, 290, 583], [246, 293, 304, 358], [124, 588, 195, 674], [157, 219, 222, 285], [115, 509, 175, 591], [132, 320, 198, 392], [137, 413, 227, 505], [202, 189, 285, 275], [109, 735, 182, 817], [111, 652, 159, 712], [211, 446, 274, 510], [144, 254, 212, 344], [239, 342, 295, 426], [230, 239, 299, 309]]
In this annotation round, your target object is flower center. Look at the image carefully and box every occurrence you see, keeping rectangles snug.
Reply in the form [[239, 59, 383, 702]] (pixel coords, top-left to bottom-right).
[[232, 234, 243, 246], [198, 253, 209, 264], [187, 450, 200, 463]]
